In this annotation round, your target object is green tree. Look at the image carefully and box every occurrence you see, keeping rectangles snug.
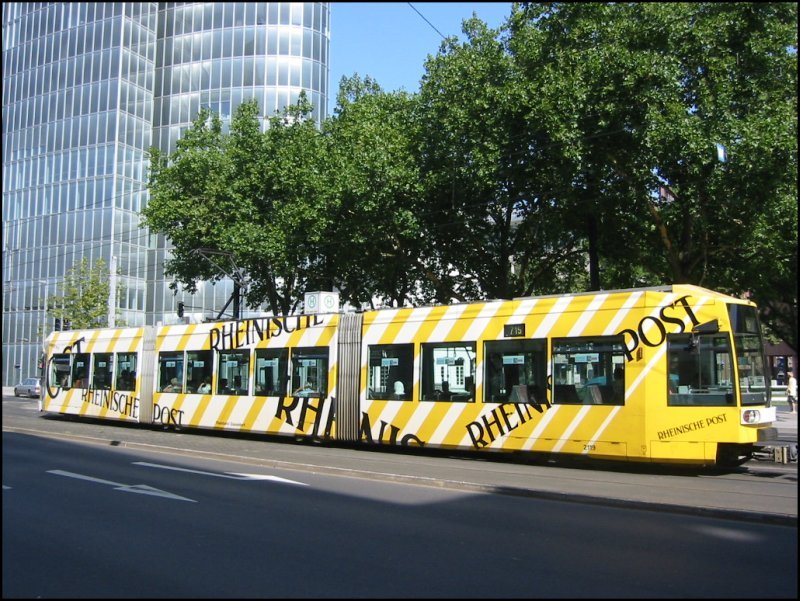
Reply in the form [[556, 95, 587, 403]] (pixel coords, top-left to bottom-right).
[[143, 96, 332, 316], [144, 82, 429, 313], [509, 2, 797, 345], [417, 15, 592, 302], [141, 2, 796, 352], [323, 75, 426, 308], [143, 107, 231, 295], [244, 94, 331, 314], [47, 258, 119, 329]]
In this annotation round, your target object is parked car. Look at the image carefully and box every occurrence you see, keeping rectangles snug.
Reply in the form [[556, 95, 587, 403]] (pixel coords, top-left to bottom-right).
[[14, 377, 41, 398]]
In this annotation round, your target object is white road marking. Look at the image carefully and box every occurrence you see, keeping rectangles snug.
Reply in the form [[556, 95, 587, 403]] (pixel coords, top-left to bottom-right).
[[47, 469, 197, 502], [133, 461, 308, 485]]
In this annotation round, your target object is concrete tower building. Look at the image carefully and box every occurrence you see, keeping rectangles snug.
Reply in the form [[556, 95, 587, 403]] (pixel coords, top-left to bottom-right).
[[2, 3, 331, 385]]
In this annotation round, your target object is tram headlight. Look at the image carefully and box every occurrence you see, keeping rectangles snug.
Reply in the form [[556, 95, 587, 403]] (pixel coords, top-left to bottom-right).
[[742, 409, 760, 424]]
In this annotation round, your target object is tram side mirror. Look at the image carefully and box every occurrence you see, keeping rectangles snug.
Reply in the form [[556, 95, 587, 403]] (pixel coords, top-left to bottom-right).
[[686, 319, 719, 353], [693, 319, 719, 335]]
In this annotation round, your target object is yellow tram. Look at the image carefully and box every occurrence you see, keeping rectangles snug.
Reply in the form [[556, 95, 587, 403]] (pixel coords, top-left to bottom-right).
[[42, 285, 777, 466]]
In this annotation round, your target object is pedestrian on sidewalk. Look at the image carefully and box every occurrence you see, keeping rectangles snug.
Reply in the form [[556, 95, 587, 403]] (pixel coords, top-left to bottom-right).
[[787, 370, 797, 414]]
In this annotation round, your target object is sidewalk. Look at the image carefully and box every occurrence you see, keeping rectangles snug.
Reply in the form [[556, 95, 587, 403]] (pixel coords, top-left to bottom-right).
[[773, 404, 797, 441]]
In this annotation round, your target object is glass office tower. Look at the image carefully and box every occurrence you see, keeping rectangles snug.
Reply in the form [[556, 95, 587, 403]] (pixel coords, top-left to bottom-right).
[[2, 3, 330, 386]]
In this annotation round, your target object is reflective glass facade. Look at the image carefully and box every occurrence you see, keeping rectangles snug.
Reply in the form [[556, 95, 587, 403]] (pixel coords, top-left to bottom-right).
[[2, 3, 330, 386]]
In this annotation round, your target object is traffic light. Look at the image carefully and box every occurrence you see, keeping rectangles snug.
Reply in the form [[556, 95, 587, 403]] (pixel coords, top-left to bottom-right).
[[177, 302, 185, 318]]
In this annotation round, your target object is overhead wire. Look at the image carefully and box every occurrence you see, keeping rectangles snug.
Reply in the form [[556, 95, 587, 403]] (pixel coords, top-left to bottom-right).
[[407, 3, 447, 40]]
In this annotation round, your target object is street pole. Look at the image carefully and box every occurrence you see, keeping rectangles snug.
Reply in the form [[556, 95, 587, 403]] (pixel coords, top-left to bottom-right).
[[108, 254, 117, 327], [39, 279, 48, 379], [37, 279, 49, 331]]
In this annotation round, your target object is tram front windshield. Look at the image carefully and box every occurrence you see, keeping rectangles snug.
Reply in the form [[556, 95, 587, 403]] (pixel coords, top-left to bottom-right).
[[665, 305, 770, 407]]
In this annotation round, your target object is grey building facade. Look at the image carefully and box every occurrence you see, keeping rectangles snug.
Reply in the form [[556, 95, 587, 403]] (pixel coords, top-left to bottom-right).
[[2, 2, 330, 386]]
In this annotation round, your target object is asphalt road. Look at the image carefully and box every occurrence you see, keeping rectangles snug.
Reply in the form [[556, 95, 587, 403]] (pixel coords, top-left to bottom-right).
[[2, 392, 797, 525], [4, 429, 797, 599]]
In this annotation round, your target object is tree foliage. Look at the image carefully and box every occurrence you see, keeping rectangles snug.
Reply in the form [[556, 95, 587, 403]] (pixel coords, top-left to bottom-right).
[[143, 97, 331, 315], [418, 16, 591, 301], [237, 95, 330, 314], [508, 2, 797, 346], [48, 258, 120, 330], [141, 2, 796, 349], [324, 75, 426, 308]]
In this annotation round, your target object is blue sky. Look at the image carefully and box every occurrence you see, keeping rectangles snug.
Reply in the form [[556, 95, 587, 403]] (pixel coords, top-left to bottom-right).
[[327, 2, 514, 114]]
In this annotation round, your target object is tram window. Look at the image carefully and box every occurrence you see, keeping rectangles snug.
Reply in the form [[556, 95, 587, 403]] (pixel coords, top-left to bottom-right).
[[552, 337, 626, 405], [71, 353, 90, 388], [484, 340, 546, 404], [291, 347, 328, 397], [92, 353, 114, 390], [158, 351, 184, 392], [728, 304, 770, 406], [667, 334, 734, 406], [255, 348, 288, 397], [734, 334, 769, 406], [186, 350, 212, 393], [51, 354, 72, 389], [420, 342, 476, 402], [728, 303, 760, 335], [115, 352, 137, 391], [218, 349, 250, 395], [367, 344, 413, 400]]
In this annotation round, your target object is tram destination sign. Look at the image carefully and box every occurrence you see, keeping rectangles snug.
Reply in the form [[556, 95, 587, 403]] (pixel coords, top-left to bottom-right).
[[504, 323, 526, 338]]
